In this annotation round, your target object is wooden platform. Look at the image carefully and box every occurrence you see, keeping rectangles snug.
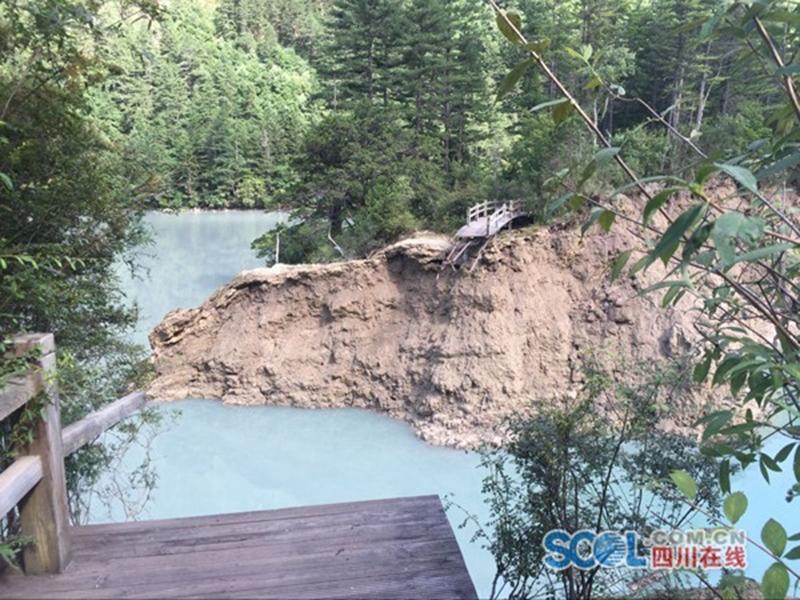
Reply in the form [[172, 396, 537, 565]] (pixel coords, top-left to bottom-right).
[[0, 495, 476, 599], [456, 200, 525, 239]]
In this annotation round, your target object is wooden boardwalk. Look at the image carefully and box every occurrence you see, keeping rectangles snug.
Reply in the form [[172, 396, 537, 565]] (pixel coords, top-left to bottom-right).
[[456, 200, 525, 239], [0, 495, 477, 599]]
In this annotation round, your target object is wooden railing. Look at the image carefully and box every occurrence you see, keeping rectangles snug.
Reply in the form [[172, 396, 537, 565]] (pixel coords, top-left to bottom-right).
[[463, 200, 525, 237], [0, 333, 146, 574], [466, 200, 524, 224], [488, 200, 523, 233], [466, 200, 496, 224]]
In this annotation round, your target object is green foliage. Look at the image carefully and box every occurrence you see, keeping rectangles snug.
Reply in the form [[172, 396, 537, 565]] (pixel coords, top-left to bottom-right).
[[95, 0, 316, 209], [249, 0, 498, 262], [723, 491, 748, 524], [763, 562, 791, 600], [493, 0, 800, 596], [503, 114, 591, 220], [702, 101, 772, 158], [0, 535, 30, 570], [256, 96, 491, 261], [473, 359, 720, 600], [216, 0, 327, 56], [0, 0, 166, 553], [763, 518, 789, 557], [611, 127, 670, 178], [39, 0, 791, 265], [670, 469, 698, 501]]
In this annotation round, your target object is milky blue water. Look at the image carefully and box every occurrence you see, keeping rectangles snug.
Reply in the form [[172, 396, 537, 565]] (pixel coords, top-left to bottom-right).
[[106, 210, 496, 597], [119, 210, 287, 347], [102, 210, 796, 598], [726, 435, 798, 583]]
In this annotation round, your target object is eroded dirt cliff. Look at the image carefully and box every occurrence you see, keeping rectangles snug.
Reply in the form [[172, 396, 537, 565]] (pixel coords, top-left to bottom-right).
[[148, 224, 701, 448]]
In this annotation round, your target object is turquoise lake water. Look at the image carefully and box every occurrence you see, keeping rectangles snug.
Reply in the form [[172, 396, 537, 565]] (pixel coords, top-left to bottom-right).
[[107, 210, 496, 597], [101, 210, 796, 598]]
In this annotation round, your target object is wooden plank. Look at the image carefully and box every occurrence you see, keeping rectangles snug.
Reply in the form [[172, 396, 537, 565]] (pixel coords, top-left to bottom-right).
[[69, 517, 455, 565], [219, 569, 477, 600], [9, 333, 56, 356], [2, 540, 474, 599], [26, 531, 460, 591], [114, 553, 468, 599], [1, 555, 472, 600], [457, 217, 491, 238], [16, 335, 71, 574], [0, 391, 145, 520], [0, 455, 43, 517], [0, 373, 45, 423], [71, 494, 439, 535], [61, 391, 147, 455], [1, 515, 465, 579], [0, 496, 477, 599]]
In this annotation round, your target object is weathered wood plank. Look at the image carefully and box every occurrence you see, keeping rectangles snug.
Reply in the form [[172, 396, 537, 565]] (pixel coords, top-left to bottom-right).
[[67, 518, 455, 570], [2, 559, 473, 600], [0, 455, 43, 517], [9, 333, 56, 356], [67, 505, 450, 567], [119, 554, 469, 599], [61, 391, 147, 455], [70, 512, 452, 561], [0, 496, 477, 600], [0, 372, 45, 423], [72, 494, 439, 535], [19, 533, 460, 591], [15, 335, 71, 574], [0, 332, 55, 421], [2, 541, 469, 599], [223, 570, 478, 600], [0, 392, 145, 522]]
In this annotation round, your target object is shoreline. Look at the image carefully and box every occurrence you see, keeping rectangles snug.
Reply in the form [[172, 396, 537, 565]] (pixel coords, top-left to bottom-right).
[[146, 205, 292, 214], [147, 228, 707, 451]]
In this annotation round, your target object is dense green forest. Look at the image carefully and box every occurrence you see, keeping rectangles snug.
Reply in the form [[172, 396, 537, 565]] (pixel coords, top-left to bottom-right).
[[89, 0, 789, 261], [98, 0, 316, 210]]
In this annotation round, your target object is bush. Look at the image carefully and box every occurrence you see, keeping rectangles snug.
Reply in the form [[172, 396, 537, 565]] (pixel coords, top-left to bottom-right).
[[612, 126, 670, 179], [701, 101, 771, 159], [503, 114, 593, 220], [238, 176, 268, 208], [343, 176, 420, 254], [471, 360, 721, 599]]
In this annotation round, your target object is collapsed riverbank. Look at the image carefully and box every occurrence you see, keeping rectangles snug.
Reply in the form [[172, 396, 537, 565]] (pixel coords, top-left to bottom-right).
[[148, 220, 706, 448]]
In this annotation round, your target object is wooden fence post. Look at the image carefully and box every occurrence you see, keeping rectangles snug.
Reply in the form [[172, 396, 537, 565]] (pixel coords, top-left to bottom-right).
[[13, 333, 71, 574]]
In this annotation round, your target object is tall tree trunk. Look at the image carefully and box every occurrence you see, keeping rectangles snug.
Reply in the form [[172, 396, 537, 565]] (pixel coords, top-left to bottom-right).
[[694, 41, 713, 132], [669, 65, 686, 131], [367, 36, 375, 101], [607, 98, 614, 138], [720, 55, 733, 115]]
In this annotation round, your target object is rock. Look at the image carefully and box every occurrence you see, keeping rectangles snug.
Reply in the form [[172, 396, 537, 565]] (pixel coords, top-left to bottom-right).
[[148, 227, 698, 449]]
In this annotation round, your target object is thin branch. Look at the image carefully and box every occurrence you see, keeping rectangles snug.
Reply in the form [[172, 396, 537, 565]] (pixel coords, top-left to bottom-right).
[[753, 16, 800, 124], [683, 497, 800, 582], [486, 2, 665, 216]]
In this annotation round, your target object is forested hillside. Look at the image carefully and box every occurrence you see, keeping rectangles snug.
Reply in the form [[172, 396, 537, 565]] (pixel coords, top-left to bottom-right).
[[2, 1, 800, 596], [97, 0, 316, 210], [93, 0, 787, 262]]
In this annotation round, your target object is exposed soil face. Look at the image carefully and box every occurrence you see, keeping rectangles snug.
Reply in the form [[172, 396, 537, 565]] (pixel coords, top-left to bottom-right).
[[148, 226, 700, 448]]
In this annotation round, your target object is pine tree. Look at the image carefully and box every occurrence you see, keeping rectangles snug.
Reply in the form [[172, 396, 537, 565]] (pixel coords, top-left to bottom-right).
[[97, 0, 315, 208], [320, 0, 405, 106], [399, 0, 491, 171]]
